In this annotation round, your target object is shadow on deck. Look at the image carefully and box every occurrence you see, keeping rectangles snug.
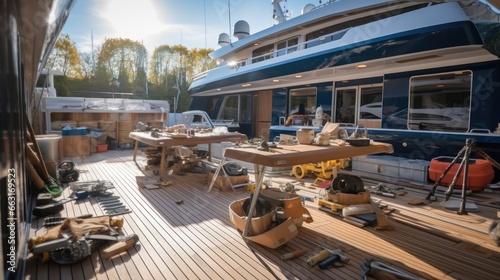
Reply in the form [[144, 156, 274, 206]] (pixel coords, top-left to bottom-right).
[[25, 149, 500, 280]]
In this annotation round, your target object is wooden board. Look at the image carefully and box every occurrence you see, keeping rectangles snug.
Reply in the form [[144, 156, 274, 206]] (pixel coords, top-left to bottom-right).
[[25, 149, 500, 280], [62, 135, 90, 157]]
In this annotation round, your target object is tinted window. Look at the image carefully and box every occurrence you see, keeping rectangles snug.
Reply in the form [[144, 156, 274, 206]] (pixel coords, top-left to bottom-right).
[[409, 71, 471, 131]]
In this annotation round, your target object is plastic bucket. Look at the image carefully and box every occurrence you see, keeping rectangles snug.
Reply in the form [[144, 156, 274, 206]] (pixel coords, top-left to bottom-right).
[[106, 136, 117, 150], [36, 134, 62, 162]]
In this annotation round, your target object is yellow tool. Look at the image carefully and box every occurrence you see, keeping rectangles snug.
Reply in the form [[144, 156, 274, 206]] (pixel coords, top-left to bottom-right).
[[160, 180, 173, 187], [245, 182, 268, 193], [292, 159, 347, 179], [110, 217, 124, 229], [306, 250, 331, 266], [318, 199, 345, 212], [245, 183, 256, 193]]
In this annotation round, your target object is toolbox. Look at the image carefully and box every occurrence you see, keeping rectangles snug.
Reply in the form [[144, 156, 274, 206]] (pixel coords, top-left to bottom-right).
[[429, 156, 494, 191]]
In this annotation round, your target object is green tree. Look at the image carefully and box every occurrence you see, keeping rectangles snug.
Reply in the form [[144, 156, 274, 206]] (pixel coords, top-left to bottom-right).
[[187, 48, 216, 83], [46, 33, 82, 78], [95, 38, 148, 96], [149, 45, 215, 111], [79, 45, 100, 81]]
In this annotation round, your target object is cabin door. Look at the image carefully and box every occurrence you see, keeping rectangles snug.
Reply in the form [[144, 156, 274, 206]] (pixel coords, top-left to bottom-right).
[[253, 90, 272, 140], [334, 84, 382, 128], [334, 87, 357, 124]]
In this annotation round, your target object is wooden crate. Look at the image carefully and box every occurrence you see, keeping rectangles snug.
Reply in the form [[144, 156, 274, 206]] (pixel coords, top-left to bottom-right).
[[62, 135, 90, 157], [77, 121, 99, 128], [103, 131, 117, 140], [98, 120, 117, 131], [90, 135, 107, 153], [327, 191, 370, 205], [206, 172, 249, 191], [118, 121, 135, 131]]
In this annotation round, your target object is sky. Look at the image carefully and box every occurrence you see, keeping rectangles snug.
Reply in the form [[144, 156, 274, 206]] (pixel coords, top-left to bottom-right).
[[61, 0, 317, 54]]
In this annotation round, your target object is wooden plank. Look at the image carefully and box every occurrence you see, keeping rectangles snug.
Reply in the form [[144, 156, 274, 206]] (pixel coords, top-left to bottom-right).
[[25, 149, 500, 280]]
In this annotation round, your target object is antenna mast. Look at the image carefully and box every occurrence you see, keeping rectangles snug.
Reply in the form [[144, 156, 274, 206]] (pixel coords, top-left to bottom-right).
[[228, 0, 232, 45], [272, 0, 289, 23]]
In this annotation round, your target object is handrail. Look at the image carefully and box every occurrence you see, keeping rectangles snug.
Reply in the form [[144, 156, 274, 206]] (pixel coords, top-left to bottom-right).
[[193, 27, 351, 79], [469, 128, 491, 133], [236, 28, 350, 68]]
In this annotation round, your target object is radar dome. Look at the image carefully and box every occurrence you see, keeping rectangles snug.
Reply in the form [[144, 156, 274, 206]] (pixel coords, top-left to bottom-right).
[[233, 20, 250, 40], [218, 33, 230, 47], [302, 4, 315, 14]]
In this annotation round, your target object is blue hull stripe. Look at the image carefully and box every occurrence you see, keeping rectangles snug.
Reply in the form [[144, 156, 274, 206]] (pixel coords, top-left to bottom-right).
[[189, 21, 482, 95]]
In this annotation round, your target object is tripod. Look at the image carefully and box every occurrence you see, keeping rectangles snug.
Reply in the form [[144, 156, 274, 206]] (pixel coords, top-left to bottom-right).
[[426, 138, 500, 215]]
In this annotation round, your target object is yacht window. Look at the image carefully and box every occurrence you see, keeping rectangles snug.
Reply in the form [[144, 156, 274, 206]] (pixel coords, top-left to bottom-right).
[[289, 88, 317, 119], [359, 86, 382, 120], [277, 37, 299, 56], [335, 88, 356, 124], [408, 71, 471, 132], [206, 97, 219, 116], [304, 4, 426, 49], [252, 43, 274, 63], [218, 95, 239, 121], [217, 95, 251, 123], [239, 95, 251, 122]]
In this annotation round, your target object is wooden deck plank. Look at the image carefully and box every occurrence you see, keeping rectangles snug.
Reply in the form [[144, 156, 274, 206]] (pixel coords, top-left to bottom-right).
[[165, 183, 326, 280], [141, 194, 259, 279], [138, 177, 288, 279], [97, 158, 219, 278], [74, 156, 143, 280], [25, 149, 500, 280], [79, 154, 182, 280], [162, 186, 314, 280]]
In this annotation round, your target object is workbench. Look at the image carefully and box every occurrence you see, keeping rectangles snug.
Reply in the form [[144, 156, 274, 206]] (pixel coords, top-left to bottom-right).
[[209, 141, 394, 238], [129, 131, 247, 180]]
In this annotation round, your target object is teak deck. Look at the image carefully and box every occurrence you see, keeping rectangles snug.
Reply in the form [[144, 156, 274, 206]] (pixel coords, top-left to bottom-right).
[[25, 149, 500, 280]]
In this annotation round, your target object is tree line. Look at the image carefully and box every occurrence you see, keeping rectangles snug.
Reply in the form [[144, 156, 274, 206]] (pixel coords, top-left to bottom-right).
[[40, 34, 216, 112]]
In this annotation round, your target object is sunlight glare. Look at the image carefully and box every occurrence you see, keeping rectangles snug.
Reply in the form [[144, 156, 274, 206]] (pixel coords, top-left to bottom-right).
[[103, 0, 167, 39]]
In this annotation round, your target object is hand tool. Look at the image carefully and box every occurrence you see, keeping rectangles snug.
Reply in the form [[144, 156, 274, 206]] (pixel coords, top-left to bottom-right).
[[102, 234, 139, 259], [281, 249, 307, 260], [102, 204, 125, 211], [360, 259, 420, 280], [100, 200, 123, 207], [106, 208, 131, 215], [32, 191, 89, 217]]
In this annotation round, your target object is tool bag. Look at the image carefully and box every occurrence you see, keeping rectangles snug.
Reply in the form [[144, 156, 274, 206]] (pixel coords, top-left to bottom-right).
[[242, 193, 271, 217], [259, 189, 313, 226]]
